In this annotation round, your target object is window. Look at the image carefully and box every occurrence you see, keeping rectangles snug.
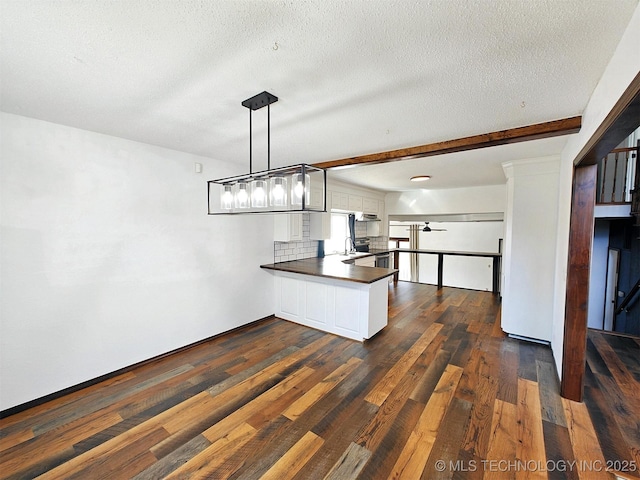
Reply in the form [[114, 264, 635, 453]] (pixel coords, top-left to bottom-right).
[[325, 213, 349, 254]]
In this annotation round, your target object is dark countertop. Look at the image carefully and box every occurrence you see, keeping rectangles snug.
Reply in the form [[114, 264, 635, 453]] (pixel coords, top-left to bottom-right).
[[260, 256, 398, 284], [328, 248, 502, 259], [394, 249, 501, 257]]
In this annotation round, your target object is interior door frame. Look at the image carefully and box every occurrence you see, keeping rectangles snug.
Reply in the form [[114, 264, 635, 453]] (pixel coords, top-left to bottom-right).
[[603, 248, 621, 331], [560, 72, 640, 402]]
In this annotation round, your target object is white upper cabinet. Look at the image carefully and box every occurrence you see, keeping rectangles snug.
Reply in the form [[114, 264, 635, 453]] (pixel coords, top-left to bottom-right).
[[348, 194, 363, 212], [362, 197, 378, 215], [379, 200, 388, 236], [274, 213, 303, 242], [331, 191, 349, 210], [309, 187, 324, 209]]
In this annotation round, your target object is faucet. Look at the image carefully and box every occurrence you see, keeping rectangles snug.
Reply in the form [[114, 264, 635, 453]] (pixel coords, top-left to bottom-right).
[[344, 236, 353, 255]]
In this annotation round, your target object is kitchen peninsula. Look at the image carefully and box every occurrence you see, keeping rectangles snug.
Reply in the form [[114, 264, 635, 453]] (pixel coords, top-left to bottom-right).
[[261, 256, 397, 341]]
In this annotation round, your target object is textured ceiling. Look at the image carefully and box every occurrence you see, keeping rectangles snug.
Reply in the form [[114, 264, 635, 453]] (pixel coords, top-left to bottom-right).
[[1, 0, 638, 191]]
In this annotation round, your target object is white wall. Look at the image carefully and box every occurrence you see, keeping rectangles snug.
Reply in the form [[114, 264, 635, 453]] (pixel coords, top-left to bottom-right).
[[386, 184, 505, 216], [551, 3, 640, 379], [388, 221, 503, 291], [501, 157, 560, 342], [0, 113, 275, 410], [386, 185, 505, 290]]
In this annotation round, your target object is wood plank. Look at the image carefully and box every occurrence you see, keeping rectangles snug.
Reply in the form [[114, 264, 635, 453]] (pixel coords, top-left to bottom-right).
[[283, 357, 362, 421], [497, 340, 519, 404], [206, 416, 292, 480], [461, 374, 498, 459], [455, 346, 483, 403], [297, 400, 378, 479], [562, 397, 608, 480], [354, 358, 424, 452], [516, 379, 546, 480], [484, 399, 518, 480], [589, 333, 639, 405], [355, 398, 424, 479], [0, 372, 135, 431], [542, 420, 579, 480], [163, 422, 257, 479], [65, 427, 168, 480], [387, 364, 463, 479], [246, 368, 330, 430], [365, 322, 443, 406], [409, 348, 452, 404], [601, 334, 640, 382], [588, 373, 640, 472], [258, 431, 324, 480], [312, 117, 581, 169], [149, 373, 281, 459], [561, 164, 597, 402], [202, 367, 315, 444], [33, 391, 212, 480], [0, 410, 124, 478], [583, 384, 639, 480], [323, 442, 372, 480], [420, 396, 472, 479], [518, 343, 539, 382], [0, 428, 34, 453], [32, 364, 195, 437], [536, 360, 567, 427], [130, 434, 212, 480], [116, 365, 230, 421]]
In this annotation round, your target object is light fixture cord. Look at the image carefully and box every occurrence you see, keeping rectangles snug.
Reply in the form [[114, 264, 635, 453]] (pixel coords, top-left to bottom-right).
[[267, 102, 271, 170], [249, 109, 253, 174]]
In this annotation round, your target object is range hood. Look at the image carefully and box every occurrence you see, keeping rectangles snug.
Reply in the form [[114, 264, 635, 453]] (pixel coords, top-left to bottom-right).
[[356, 213, 380, 222]]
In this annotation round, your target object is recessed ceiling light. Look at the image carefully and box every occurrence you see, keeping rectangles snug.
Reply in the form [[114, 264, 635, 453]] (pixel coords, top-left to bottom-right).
[[410, 175, 431, 182]]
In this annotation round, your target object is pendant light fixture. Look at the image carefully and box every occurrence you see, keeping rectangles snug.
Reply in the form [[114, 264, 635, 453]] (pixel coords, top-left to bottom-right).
[[208, 91, 326, 215]]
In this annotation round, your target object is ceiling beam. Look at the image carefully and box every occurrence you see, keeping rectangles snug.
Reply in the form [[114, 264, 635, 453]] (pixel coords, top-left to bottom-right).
[[312, 116, 582, 170]]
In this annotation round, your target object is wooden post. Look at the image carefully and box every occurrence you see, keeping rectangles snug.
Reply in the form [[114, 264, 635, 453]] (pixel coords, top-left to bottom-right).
[[393, 250, 400, 283], [561, 164, 597, 402]]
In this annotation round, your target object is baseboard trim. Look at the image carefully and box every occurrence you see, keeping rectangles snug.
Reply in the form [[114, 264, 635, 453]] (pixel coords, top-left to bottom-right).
[[0, 315, 275, 419], [507, 333, 551, 346]]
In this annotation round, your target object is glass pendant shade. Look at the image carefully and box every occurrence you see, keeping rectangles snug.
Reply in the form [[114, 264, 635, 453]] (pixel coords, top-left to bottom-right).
[[251, 179, 268, 208], [220, 184, 234, 210], [209, 164, 324, 214], [269, 176, 288, 207], [291, 173, 310, 206], [234, 181, 250, 208]]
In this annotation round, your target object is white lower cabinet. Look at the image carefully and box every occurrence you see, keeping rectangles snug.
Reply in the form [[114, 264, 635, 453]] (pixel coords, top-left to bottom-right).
[[274, 271, 388, 341]]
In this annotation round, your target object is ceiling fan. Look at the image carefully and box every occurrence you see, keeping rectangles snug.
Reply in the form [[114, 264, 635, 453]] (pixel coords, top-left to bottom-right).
[[422, 222, 447, 232]]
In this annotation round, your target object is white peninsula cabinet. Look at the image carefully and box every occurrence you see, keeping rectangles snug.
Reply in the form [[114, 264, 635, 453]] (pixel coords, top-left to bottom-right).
[[261, 257, 396, 341]]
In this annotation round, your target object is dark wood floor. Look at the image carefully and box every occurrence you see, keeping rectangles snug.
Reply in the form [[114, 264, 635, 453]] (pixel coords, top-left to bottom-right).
[[1, 282, 639, 479]]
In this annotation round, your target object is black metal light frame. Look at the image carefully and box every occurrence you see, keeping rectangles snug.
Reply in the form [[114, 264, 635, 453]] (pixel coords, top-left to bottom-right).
[[207, 91, 327, 215]]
